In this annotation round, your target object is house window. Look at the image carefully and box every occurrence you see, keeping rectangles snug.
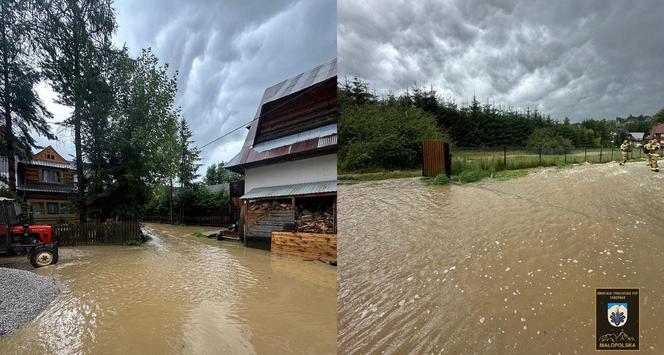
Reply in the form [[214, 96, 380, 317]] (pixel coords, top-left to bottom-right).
[[47, 202, 59, 215], [60, 203, 71, 214], [41, 169, 61, 183], [31, 202, 45, 215]]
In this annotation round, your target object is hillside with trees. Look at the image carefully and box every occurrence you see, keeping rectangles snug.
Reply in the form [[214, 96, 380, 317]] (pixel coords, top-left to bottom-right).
[[339, 78, 661, 172]]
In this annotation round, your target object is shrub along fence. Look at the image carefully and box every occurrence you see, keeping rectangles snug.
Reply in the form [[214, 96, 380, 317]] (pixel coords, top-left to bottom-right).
[[451, 146, 642, 172], [53, 220, 140, 246]]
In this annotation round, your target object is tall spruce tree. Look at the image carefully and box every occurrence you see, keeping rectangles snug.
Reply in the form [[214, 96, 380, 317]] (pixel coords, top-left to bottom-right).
[[35, 0, 115, 222], [177, 117, 200, 222], [0, 0, 55, 191]]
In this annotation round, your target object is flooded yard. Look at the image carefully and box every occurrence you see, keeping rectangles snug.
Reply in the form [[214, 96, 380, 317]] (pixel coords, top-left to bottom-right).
[[0, 223, 336, 354], [338, 162, 664, 354]]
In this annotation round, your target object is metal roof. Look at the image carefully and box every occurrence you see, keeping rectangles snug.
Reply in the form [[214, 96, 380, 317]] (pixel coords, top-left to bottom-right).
[[253, 124, 337, 152], [629, 132, 645, 140], [17, 158, 74, 169], [17, 182, 76, 194], [241, 180, 336, 199], [226, 59, 337, 172], [652, 123, 664, 135], [205, 183, 229, 194], [259, 58, 337, 107]]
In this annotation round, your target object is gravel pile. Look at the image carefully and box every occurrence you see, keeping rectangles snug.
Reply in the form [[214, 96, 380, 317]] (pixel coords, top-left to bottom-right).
[[0, 268, 62, 337]]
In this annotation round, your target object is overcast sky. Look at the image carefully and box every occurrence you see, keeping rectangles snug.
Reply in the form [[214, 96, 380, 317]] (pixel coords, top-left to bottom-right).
[[36, 0, 336, 173], [339, 0, 664, 121]]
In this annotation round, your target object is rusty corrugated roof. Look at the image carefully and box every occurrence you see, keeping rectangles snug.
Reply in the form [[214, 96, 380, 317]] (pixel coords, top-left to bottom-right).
[[258, 58, 336, 107], [241, 180, 336, 199], [226, 58, 337, 173]]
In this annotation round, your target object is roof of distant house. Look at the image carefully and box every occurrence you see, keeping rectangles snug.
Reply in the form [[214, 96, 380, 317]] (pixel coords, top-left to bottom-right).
[[652, 123, 664, 135], [205, 183, 229, 194]]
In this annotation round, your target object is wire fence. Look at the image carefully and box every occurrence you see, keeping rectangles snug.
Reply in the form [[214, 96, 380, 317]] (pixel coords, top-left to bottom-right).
[[451, 146, 644, 171]]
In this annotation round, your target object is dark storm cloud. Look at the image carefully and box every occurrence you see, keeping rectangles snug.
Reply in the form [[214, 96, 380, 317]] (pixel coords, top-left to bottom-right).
[[38, 0, 336, 169], [339, 0, 664, 121], [116, 0, 336, 169]]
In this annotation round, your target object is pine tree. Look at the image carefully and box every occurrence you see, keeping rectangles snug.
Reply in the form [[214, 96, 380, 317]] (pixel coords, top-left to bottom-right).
[[0, 0, 55, 190], [177, 117, 200, 222], [35, 0, 115, 222]]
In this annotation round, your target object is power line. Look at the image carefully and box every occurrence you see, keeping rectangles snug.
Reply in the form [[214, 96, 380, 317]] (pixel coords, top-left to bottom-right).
[[199, 119, 254, 150], [198, 79, 329, 151]]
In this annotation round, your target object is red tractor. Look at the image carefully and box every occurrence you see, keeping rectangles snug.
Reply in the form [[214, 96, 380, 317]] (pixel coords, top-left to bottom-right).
[[0, 197, 59, 268]]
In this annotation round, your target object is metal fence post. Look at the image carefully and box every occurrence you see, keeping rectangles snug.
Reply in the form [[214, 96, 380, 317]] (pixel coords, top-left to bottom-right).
[[503, 145, 507, 170], [584, 147, 587, 162], [611, 147, 614, 161], [564, 149, 567, 163], [599, 146, 603, 163]]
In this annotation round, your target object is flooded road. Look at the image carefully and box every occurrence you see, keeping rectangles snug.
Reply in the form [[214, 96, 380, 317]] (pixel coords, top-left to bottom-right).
[[338, 162, 664, 354], [1, 223, 336, 354]]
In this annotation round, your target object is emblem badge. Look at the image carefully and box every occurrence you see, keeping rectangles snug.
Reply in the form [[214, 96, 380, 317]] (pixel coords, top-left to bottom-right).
[[608, 303, 628, 327], [596, 289, 639, 350]]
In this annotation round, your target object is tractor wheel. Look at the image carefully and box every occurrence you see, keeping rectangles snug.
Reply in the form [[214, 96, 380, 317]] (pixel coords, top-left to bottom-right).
[[30, 245, 59, 268]]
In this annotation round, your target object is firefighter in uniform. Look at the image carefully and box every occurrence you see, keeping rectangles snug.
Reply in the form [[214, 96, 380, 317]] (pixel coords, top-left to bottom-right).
[[644, 139, 660, 172], [619, 139, 631, 165]]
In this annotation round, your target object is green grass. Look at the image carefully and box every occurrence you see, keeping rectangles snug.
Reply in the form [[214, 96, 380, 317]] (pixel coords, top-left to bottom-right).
[[339, 170, 421, 182], [433, 173, 451, 185], [457, 167, 495, 183], [123, 239, 142, 246], [191, 231, 207, 238], [493, 169, 529, 181]]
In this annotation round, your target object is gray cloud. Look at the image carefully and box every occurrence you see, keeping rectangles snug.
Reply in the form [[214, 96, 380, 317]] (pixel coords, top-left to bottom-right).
[[339, 0, 664, 121], [38, 0, 336, 173]]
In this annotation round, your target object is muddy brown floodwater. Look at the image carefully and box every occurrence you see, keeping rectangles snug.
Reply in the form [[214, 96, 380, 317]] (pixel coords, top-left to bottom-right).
[[338, 162, 664, 354], [0, 223, 336, 354]]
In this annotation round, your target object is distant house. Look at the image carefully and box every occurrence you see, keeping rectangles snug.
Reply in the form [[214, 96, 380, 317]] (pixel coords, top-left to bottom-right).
[[651, 123, 664, 143], [628, 132, 645, 142], [205, 183, 229, 194], [227, 58, 337, 249], [1, 145, 76, 224]]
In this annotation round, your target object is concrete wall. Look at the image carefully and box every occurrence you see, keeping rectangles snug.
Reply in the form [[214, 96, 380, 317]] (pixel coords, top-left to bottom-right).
[[244, 153, 337, 192]]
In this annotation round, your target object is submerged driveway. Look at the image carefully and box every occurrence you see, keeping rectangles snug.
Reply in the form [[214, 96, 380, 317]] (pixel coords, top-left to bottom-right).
[[0, 223, 336, 354], [338, 162, 664, 354]]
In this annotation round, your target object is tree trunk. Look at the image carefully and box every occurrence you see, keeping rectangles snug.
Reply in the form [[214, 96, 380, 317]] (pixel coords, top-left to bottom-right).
[[1, 5, 16, 192], [73, 17, 85, 223], [169, 178, 173, 224], [75, 110, 85, 223]]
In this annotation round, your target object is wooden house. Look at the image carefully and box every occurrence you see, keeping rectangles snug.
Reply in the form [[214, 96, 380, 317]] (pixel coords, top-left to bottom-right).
[[227, 58, 337, 253], [13, 146, 77, 224], [651, 123, 664, 143]]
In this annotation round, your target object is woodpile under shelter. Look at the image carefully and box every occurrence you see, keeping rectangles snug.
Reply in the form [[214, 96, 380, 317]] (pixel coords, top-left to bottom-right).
[[226, 58, 337, 253]]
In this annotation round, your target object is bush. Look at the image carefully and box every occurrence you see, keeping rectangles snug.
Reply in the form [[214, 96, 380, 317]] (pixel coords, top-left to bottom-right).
[[433, 173, 451, 185], [458, 167, 494, 183], [339, 89, 445, 172]]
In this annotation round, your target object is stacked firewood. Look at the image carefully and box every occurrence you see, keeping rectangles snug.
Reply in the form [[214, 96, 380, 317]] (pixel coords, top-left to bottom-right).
[[249, 200, 292, 211], [295, 206, 335, 233]]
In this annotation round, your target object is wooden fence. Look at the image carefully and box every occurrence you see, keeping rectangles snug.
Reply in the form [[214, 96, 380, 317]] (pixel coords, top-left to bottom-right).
[[422, 140, 451, 177], [53, 221, 140, 246]]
